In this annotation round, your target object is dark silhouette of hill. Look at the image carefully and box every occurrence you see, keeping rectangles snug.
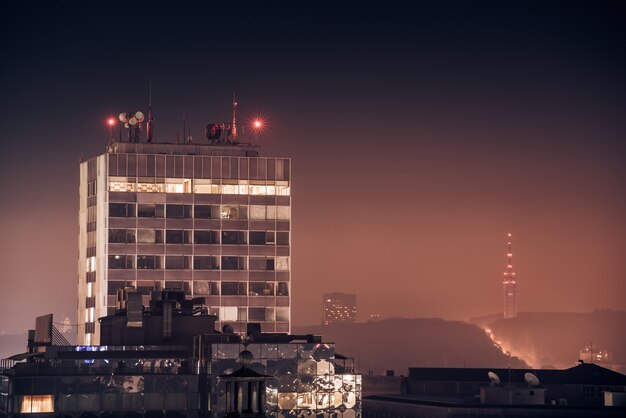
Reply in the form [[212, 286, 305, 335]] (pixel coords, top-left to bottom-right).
[[294, 318, 526, 375], [483, 310, 626, 369]]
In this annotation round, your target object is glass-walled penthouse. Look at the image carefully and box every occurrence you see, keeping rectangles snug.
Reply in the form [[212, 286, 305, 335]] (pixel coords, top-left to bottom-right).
[[78, 143, 291, 345]]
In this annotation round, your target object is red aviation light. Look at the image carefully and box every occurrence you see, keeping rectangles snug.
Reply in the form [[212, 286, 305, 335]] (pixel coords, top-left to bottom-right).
[[107, 117, 116, 127]]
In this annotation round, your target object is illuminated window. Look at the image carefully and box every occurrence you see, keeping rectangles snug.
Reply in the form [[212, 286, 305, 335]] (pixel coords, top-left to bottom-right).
[[277, 206, 290, 220], [137, 229, 163, 244], [165, 178, 191, 193], [222, 306, 238, 321], [222, 184, 238, 194], [276, 307, 289, 322], [221, 205, 247, 219], [193, 179, 213, 194], [249, 205, 266, 220], [276, 256, 289, 271]]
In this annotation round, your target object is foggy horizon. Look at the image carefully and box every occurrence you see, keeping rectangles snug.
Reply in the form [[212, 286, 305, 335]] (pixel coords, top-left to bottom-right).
[[1, 1, 625, 335]]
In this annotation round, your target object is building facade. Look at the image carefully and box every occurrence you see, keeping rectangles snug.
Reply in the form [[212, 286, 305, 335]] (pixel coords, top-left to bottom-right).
[[78, 142, 291, 344], [323, 293, 357, 325]]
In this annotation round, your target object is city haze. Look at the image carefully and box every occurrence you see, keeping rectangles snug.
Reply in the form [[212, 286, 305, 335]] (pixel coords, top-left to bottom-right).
[[1, 1, 625, 334]]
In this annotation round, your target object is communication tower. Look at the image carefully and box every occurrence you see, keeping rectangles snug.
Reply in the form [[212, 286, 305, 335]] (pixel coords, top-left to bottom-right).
[[502, 233, 518, 318]]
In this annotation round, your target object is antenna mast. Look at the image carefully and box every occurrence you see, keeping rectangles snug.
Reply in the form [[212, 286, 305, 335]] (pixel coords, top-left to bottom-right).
[[502, 233, 518, 319], [146, 81, 154, 143], [231, 91, 238, 141]]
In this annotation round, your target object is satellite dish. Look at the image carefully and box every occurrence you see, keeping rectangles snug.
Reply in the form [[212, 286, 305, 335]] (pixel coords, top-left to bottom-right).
[[488, 371, 501, 386], [129, 117, 137, 126], [124, 123, 130, 128], [524, 372, 540, 387], [135, 111, 145, 122], [119, 112, 128, 123]]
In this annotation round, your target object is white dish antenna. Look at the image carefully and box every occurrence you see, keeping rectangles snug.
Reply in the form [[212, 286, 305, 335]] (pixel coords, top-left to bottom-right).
[[524, 372, 540, 387], [135, 111, 145, 122], [488, 371, 501, 386], [129, 116, 137, 126], [119, 112, 128, 123]]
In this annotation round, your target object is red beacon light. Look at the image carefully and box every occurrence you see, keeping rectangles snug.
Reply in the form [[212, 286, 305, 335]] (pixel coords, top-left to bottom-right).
[[107, 117, 116, 127]]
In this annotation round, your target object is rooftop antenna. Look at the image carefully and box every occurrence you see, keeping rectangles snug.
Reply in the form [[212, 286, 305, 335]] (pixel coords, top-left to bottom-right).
[[231, 91, 238, 141], [146, 81, 154, 143], [183, 109, 186, 144]]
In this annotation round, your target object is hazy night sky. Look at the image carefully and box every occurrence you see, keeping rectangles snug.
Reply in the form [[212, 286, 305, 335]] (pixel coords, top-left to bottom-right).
[[1, 1, 625, 333]]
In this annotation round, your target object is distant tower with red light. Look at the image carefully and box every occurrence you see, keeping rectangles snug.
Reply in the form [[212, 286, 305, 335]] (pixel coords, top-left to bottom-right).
[[502, 233, 518, 318]]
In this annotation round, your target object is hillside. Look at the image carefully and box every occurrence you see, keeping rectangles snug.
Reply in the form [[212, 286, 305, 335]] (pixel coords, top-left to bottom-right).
[[294, 318, 527, 375], [479, 310, 626, 370]]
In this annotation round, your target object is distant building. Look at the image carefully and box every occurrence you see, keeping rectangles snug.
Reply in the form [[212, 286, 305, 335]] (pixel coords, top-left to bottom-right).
[[323, 292, 357, 325], [363, 363, 626, 417], [502, 233, 518, 318], [78, 103, 292, 345], [0, 291, 361, 417]]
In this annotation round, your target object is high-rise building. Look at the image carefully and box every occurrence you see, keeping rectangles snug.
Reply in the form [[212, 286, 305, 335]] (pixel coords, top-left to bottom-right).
[[322, 292, 357, 325], [502, 233, 517, 319], [78, 109, 291, 344]]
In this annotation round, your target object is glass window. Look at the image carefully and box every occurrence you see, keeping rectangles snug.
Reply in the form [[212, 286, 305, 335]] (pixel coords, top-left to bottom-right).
[[194, 230, 219, 244], [165, 256, 190, 269], [166, 204, 192, 219], [109, 228, 127, 243], [108, 255, 134, 269], [249, 205, 265, 220], [193, 281, 209, 295], [221, 282, 247, 296], [276, 232, 289, 245], [221, 231, 246, 245], [138, 204, 164, 218], [222, 306, 238, 321], [266, 206, 276, 220], [137, 229, 163, 244], [109, 203, 135, 217], [277, 206, 290, 220], [126, 229, 136, 243], [220, 205, 246, 219], [249, 307, 275, 322], [165, 230, 191, 244], [137, 255, 162, 269], [249, 231, 266, 245], [193, 179, 212, 194], [221, 256, 245, 270], [249, 282, 274, 296], [277, 282, 289, 296], [276, 307, 289, 322], [276, 256, 289, 271], [249, 257, 274, 271], [194, 204, 213, 219], [193, 256, 219, 270]]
